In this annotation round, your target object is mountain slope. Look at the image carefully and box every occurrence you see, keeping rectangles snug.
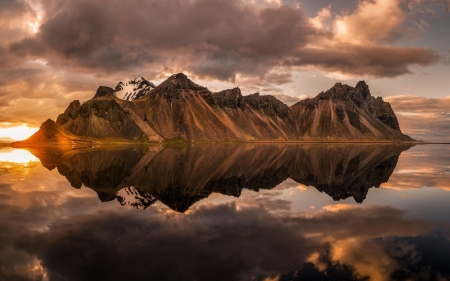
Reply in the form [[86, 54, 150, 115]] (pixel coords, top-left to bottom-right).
[[11, 119, 86, 147]]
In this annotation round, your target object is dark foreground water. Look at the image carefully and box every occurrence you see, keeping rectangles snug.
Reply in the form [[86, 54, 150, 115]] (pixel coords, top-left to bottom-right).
[[0, 144, 449, 281]]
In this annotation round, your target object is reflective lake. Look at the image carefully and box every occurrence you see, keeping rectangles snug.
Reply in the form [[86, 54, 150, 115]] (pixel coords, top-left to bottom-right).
[[0, 144, 449, 281]]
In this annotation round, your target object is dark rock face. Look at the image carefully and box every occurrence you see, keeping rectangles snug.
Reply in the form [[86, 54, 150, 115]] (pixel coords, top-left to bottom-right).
[[243, 93, 291, 119], [212, 88, 244, 109], [93, 86, 115, 98], [56, 100, 81, 125], [59, 99, 145, 139], [371, 97, 401, 130], [154, 73, 207, 101], [31, 144, 412, 212]]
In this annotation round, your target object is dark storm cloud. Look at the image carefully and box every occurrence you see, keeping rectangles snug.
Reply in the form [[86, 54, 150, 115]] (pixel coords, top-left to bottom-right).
[[289, 45, 441, 78], [7, 0, 440, 82], [0, 0, 31, 18], [9, 0, 312, 80]]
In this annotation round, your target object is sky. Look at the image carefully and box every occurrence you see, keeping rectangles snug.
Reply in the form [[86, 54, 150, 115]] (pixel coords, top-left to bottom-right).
[[0, 0, 449, 141]]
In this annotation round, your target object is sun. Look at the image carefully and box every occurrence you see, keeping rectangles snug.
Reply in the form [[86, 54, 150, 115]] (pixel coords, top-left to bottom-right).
[[0, 124, 39, 141]]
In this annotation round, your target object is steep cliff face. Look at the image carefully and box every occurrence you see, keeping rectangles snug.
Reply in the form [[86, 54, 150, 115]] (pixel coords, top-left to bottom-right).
[[291, 82, 410, 141], [21, 73, 411, 143]]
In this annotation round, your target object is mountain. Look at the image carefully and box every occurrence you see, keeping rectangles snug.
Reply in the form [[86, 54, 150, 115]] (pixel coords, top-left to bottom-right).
[[29, 144, 412, 212], [11, 119, 89, 147], [15, 73, 412, 144], [113, 77, 156, 101], [290, 81, 407, 141]]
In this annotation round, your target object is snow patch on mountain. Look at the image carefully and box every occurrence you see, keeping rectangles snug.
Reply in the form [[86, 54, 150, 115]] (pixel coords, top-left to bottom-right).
[[116, 186, 157, 210], [114, 77, 155, 101]]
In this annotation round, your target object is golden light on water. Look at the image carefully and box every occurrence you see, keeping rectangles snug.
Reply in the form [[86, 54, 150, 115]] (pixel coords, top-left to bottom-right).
[[0, 149, 39, 164], [0, 124, 38, 141]]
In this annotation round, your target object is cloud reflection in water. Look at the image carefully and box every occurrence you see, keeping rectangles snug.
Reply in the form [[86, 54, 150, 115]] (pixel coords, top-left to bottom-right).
[[0, 144, 450, 280]]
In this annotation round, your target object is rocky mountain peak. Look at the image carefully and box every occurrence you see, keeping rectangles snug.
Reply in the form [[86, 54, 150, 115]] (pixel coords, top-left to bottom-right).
[[243, 93, 291, 119], [94, 86, 115, 98], [114, 77, 155, 101], [158, 73, 205, 91], [355, 80, 369, 90], [56, 100, 81, 125], [41, 119, 57, 130], [212, 87, 244, 109]]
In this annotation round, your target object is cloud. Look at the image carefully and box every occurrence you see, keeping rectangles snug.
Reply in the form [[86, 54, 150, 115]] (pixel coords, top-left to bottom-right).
[[386, 95, 450, 142], [6, 0, 440, 81], [289, 44, 440, 78], [333, 0, 406, 43]]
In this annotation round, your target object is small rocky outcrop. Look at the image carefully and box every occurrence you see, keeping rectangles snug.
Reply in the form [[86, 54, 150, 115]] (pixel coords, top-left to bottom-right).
[[11, 119, 83, 147], [56, 100, 81, 125], [93, 86, 115, 98]]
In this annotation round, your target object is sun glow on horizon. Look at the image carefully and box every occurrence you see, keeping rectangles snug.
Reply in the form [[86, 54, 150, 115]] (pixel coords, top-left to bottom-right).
[[0, 149, 39, 164], [0, 124, 38, 141]]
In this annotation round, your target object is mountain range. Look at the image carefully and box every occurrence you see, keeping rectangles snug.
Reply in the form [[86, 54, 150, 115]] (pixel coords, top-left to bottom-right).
[[14, 73, 412, 145]]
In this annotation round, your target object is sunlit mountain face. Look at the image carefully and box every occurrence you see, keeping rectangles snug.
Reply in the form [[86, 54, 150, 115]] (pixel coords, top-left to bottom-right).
[[1, 144, 450, 280]]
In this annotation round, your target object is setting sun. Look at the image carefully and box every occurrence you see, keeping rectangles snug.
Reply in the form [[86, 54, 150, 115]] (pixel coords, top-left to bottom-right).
[[0, 124, 38, 141]]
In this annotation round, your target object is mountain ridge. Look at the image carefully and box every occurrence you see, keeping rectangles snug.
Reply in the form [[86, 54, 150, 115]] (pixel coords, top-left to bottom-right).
[[14, 73, 413, 145]]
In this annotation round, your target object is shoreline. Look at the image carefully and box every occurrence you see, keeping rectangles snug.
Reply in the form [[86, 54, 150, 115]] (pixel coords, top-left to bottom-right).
[[7, 139, 447, 148]]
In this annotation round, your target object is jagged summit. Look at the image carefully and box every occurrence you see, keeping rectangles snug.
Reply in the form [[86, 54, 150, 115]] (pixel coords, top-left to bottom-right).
[[355, 80, 368, 90], [94, 86, 115, 98], [156, 73, 205, 92], [114, 77, 156, 101]]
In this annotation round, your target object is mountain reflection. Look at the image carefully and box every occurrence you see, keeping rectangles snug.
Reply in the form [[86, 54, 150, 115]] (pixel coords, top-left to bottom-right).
[[27, 144, 412, 212]]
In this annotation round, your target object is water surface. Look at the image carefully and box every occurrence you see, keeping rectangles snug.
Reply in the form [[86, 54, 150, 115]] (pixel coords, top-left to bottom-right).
[[0, 144, 449, 281]]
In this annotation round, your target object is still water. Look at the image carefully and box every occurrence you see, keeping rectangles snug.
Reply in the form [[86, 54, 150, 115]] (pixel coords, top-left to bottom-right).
[[0, 144, 449, 281]]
